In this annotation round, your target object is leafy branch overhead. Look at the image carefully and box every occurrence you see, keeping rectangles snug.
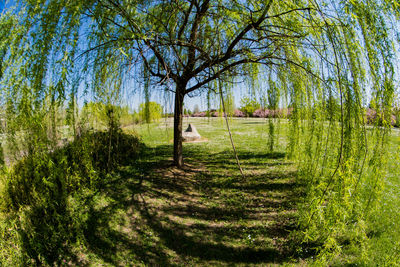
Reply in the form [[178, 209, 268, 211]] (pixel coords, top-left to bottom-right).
[[90, 0, 314, 93]]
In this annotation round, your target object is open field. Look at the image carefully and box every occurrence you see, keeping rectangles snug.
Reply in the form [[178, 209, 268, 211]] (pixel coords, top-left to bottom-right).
[[70, 117, 400, 265], [1, 117, 399, 265], [71, 117, 303, 265]]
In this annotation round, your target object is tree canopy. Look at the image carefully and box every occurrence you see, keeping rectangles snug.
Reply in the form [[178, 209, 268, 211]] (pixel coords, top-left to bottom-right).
[[1, 0, 399, 166], [138, 101, 162, 123]]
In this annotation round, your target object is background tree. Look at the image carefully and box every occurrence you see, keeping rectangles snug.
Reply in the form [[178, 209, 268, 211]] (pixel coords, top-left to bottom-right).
[[138, 102, 162, 123], [240, 96, 260, 117], [81, 102, 133, 128], [193, 104, 200, 114]]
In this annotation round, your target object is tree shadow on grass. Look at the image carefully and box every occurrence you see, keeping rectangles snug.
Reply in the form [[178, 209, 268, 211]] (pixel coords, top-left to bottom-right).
[[79, 144, 309, 265], [134, 197, 283, 264]]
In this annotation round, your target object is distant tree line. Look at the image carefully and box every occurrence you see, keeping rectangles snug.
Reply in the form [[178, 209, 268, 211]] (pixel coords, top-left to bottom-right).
[[189, 95, 400, 128]]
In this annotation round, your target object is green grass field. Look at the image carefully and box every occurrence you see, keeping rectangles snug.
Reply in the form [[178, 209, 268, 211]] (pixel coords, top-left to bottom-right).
[[1, 117, 399, 265], [68, 117, 398, 266], [69, 117, 301, 266]]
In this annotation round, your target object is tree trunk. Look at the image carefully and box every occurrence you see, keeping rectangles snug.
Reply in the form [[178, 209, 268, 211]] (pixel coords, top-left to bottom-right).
[[173, 84, 185, 168]]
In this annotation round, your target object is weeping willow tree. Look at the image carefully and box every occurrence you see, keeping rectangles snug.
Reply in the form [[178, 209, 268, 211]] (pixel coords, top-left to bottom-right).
[[2, 0, 397, 166], [1, 0, 400, 262], [0, 0, 361, 167]]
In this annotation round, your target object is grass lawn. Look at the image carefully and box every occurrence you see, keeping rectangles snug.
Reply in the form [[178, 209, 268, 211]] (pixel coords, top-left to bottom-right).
[[73, 117, 305, 266], [1, 117, 398, 265]]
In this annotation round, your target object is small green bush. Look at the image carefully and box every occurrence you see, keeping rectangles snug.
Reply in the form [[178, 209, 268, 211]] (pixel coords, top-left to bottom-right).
[[239, 97, 260, 117]]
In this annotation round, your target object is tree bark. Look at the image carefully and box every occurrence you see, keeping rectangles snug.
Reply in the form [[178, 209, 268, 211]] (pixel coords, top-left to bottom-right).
[[173, 84, 185, 168]]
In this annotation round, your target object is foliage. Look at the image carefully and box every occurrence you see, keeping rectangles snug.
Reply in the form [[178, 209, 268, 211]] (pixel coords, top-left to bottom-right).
[[0, 0, 399, 263], [233, 109, 245, 117], [240, 97, 261, 117], [81, 102, 134, 129], [0, 130, 141, 265], [220, 92, 235, 116], [326, 96, 341, 122], [138, 101, 162, 123]]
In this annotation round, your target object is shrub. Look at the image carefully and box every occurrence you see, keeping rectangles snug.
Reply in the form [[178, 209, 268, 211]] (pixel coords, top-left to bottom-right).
[[366, 108, 377, 125], [394, 115, 400, 127], [240, 97, 260, 117], [253, 108, 268, 118], [393, 108, 400, 127], [281, 108, 293, 118], [211, 111, 219, 117], [252, 108, 292, 119], [365, 109, 396, 127], [0, 130, 141, 265], [233, 109, 245, 117], [391, 114, 396, 126], [0, 143, 4, 168], [192, 111, 206, 117]]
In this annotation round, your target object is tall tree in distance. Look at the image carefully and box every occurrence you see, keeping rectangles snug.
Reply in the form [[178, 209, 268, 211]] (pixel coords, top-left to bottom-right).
[[193, 104, 200, 114]]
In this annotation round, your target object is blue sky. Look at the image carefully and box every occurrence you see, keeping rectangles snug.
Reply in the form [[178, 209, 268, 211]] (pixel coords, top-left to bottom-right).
[[0, 0, 14, 13], [2, 1, 399, 113]]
